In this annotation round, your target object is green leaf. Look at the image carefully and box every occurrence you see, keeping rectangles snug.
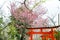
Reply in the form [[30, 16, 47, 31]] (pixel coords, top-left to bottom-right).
[[0, 18, 3, 24]]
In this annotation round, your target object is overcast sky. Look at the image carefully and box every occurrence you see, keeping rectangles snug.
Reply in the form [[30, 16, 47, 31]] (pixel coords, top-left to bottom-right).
[[0, 0, 60, 25]]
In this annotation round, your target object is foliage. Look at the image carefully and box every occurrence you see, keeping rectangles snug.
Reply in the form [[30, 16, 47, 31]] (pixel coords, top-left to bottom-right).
[[54, 30, 60, 40], [0, 16, 21, 40], [0, 18, 3, 24]]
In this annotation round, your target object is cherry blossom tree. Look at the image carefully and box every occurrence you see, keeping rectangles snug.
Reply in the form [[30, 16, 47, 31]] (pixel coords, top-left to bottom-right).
[[10, 2, 48, 27], [10, 0, 48, 40]]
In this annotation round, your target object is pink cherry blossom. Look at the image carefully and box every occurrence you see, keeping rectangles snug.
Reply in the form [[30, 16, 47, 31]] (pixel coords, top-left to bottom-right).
[[10, 2, 48, 27]]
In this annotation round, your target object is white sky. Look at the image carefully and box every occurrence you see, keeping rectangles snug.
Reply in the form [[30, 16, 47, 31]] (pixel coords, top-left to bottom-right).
[[0, 0, 60, 26]]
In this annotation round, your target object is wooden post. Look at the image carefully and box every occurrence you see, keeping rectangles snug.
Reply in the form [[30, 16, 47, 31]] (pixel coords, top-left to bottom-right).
[[51, 28, 55, 40], [30, 35, 33, 40], [30, 28, 33, 40]]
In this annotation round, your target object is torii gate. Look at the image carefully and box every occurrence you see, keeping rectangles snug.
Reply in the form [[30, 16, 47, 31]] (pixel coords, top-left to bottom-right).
[[26, 25, 60, 40]]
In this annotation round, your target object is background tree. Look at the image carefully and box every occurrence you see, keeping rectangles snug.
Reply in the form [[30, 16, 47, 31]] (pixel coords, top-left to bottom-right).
[[10, 0, 48, 40]]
